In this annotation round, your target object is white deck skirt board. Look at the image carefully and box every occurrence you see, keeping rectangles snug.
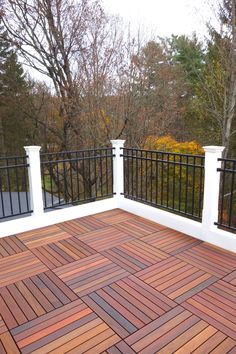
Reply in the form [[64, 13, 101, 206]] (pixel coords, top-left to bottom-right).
[[118, 198, 236, 253], [0, 198, 117, 237]]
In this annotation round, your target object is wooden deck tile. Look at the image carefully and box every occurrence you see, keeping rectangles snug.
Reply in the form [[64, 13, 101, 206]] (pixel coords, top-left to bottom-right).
[[182, 279, 236, 340], [0, 270, 78, 330], [0, 210, 236, 353], [0, 235, 27, 259], [0, 251, 48, 288], [107, 340, 136, 353], [58, 215, 108, 236], [136, 257, 217, 303], [11, 298, 120, 354], [223, 270, 236, 286], [93, 209, 136, 225], [114, 218, 166, 238], [124, 305, 236, 354], [32, 237, 96, 270], [0, 331, 20, 353], [54, 254, 130, 297], [76, 227, 134, 252], [102, 239, 168, 274], [83, 275, 176, 338], [141, 229, 202, 255], [176, 243, 236, 278], [17, 225, 72, 249], [0, 316, 7, 335]]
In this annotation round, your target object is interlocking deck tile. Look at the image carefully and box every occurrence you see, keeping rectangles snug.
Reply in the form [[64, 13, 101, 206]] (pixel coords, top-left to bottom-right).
[[54, 254, 130, 297], [141, 229, 202, 255], [58, 215, 108, 236], [114, 218, 166, 238], [107, 340, 136, 353], [0, 270, 78, 330], [75, 227, 134, 252], [136, 257, 217, 303], [223, 270, 236, 286], [17, 225, 72, 249], [124, 305, 236, 354], [0, 235, 27, 259], [0, 251, 48, 288], [32, 237, 96, 269], [11, 298, 120, 354], [176, 243, 236, 277], [0, 331, 20, 354], [0, 316, 7, 335], [83, 275, 176, 339], [93, 209, 136, 225], [102, 239, 168, 274], [182, 279, 236, 340]]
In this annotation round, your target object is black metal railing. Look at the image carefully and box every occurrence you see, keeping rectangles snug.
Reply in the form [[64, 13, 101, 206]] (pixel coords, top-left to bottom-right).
[[0, 156, 32, 220], [40, 148, 115, 210], [121, 148, 205, 221], [216, 158, 236, 232]]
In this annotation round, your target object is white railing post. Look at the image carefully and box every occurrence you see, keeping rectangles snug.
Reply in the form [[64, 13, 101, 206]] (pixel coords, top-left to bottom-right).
[[110, 140, 125, 205], [24, 146, 44, 217], [202, 146, 225, 236]]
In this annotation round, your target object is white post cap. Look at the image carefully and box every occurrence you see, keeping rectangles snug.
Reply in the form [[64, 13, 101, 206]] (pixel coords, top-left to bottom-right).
[[24, 146, 41, 152], [203, 146, 225, 153], [110, 140, 125, 146]]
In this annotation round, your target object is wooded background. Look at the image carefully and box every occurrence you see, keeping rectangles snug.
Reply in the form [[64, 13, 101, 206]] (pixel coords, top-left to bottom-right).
[[0, 0, 236, 157]]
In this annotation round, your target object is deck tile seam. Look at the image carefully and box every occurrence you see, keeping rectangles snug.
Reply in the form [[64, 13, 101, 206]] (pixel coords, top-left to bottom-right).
[[176, 244, 236, 269], [0, 273, 80, 332], [82, 293, 145, 341], [30, 238, 98, 269], [85, 282, 156, 327], [131, 269, 220, 308], [181, 300, 236, 341], [1, 330, 22, 354], [191, 292, 236, 319]]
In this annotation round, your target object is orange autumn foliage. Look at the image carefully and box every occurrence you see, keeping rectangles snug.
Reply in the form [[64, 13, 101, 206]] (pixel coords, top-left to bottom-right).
[[144, 135, 204, 155]]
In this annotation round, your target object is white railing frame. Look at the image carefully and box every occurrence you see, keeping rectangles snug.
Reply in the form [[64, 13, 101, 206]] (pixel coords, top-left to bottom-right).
[[0, 141, 235, 253]]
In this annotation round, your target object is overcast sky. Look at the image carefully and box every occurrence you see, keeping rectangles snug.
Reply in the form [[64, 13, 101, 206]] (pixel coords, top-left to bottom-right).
[[102, 0, 215, 38]]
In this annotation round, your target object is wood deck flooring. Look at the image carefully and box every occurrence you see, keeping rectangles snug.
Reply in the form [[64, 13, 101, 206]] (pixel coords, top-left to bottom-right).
[[0, 208, 236, 353]]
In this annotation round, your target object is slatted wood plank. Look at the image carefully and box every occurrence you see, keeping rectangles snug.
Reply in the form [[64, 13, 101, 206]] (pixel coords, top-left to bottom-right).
[[0, 270, 78, 330], [136, 257, 217, 303], [11, 298, 120, 354], [107, 340, 136, 353], [54, 254, 130, 297], [0, 331, 20, 354], [182, 280, 236, 340], [141, 229, 202, 255], [76, 227, 134, 252], [17, 225, 72, 249], [176, 243, 236, 277], [124, 305, 236, 354], [31, 237, 96, 269], [0, 251, 48, 288], [58, 215, 108, 236], [102, 239, 168, 274], [223, 270, 236, 286], [0, 316, 7, 335], [0, 235, 27, 259], [93, 209, 137, 225], [82, 275, 176, 338], [114, 218, 166, 238]]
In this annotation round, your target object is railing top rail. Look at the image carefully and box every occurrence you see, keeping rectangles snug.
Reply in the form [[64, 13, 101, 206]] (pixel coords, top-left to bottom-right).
[[218, 157, 236, 163], [41, 147, 114, 156], [41, 154, 115, 165], [0, 155, 27, 161], [121, 147, 205, 159]]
